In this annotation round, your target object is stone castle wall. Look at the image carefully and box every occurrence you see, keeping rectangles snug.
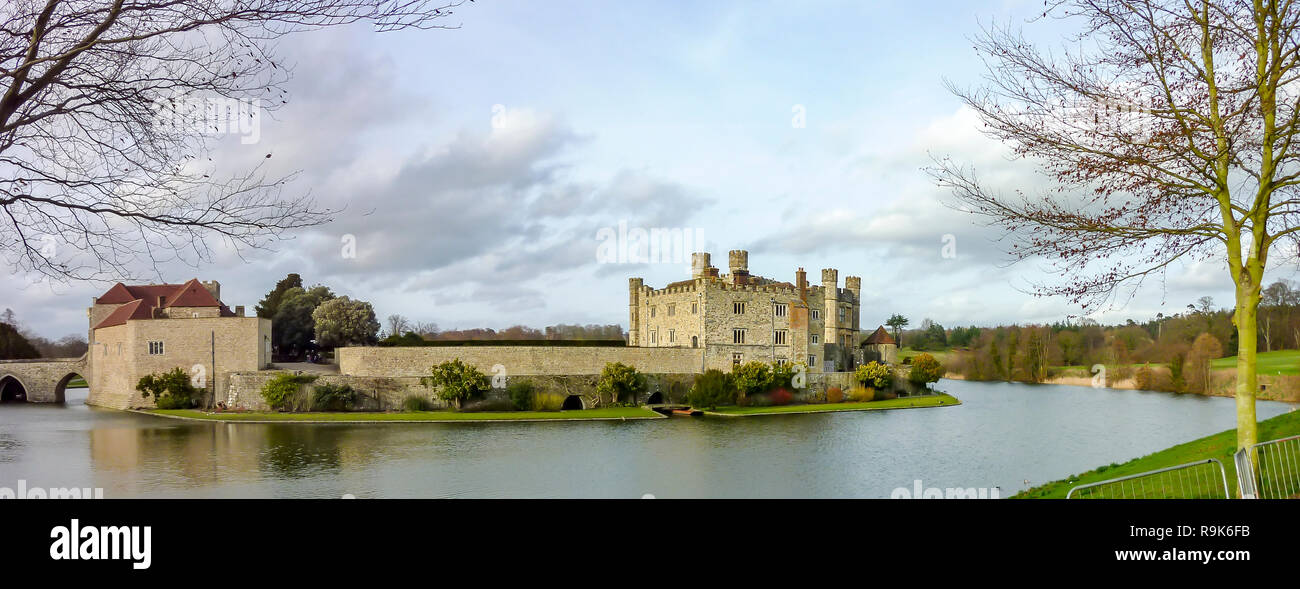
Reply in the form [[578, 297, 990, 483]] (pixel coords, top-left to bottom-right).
[[337, 346, 704, 378]]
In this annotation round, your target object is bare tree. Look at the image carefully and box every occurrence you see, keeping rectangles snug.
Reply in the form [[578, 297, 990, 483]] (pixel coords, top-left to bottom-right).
[[385, 313, 410, 337], [931, 0, 1300, 449], [1, 0, 467, 281]]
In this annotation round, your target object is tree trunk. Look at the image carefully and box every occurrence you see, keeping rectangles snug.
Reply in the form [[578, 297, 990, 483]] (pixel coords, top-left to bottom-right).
[[1234, 286, 1261, 451]]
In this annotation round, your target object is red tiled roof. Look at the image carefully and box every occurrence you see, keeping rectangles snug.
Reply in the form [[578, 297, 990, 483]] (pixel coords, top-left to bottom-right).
[[93, 299, 153, 329], [863, 326, 897, 346], [92, 279, 225, 329]]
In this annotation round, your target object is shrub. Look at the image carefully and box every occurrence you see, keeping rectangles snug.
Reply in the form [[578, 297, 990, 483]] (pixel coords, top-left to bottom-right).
[[461, 398, 516, 412], [312, 383, 358, 411], [769, 388, 793, 406], [854, 361, 893, 389], [136, 367, 199, 409], [770, 361, 806, 390], [402, 395, 432, 412], [420, 359, 490, 407], [596, 362, 647, 404], [1134, 364, 1154, 391], [826, 387, 844, 403], [687, 369, 735, 409], [261, 373, 316, 411], [733, 361, 774, 398], [908, 353, 944, 386], [532, 392, 566, 411], [507, 380, 537, 410], [846, 386, 874, 402]]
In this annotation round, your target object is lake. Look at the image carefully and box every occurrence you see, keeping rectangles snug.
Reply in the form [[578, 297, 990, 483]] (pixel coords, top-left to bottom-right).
[[0, 380, 1293, 498]]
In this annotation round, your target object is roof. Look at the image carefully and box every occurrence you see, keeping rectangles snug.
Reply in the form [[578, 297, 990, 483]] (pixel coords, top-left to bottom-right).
[[93, 279, 229, 329], [862, 326, 897, 346]]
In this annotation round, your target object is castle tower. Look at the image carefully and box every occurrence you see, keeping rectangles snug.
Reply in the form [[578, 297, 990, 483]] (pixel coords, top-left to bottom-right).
[[691, 252, 712, 279], [728, 250, 749, 285], [822, 268, 839, 349], [201, 280, 221, 303], [844, 276, 862, 333], [629, 277, 644, 346], [795, 267, 807, 302]]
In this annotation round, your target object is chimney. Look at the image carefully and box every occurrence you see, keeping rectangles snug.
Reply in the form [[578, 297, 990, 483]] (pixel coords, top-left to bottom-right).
[[728, 250, 749, 275], [796, 267, 807, 301], [235, 305, 245, 317]]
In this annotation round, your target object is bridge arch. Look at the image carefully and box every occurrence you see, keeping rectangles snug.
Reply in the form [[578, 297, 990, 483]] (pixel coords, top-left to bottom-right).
[[53, 372, 87, 404], [561, 395, 586, 410], [0, 374, 29, 403], [645, 391, 664, 405]]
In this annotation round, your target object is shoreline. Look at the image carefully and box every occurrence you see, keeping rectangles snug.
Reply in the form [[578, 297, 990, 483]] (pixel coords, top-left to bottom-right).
[[942, 372, 1298, 401], [704, 393, 959, 417]]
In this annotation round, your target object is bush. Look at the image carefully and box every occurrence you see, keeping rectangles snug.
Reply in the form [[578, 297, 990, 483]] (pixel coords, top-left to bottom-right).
[[847, 386, 874, 402], [733, 361, 774, 398], [402, 395, 432, 412], [420, 358, 490, 407], [596, 362, 647, 404], [769, 388, 793, 406], [261, 373, 316, 411], [507, 380, 537, 410], [533, 392, 566, 411], [826, 386, 844, 403], [687, 369, 735, 409], [855, 361, 893, 389], [136, 367, 199, 409], [1134, 364, 1154, 391], [908, 353, 944, 386], [770, 361, 806, 390], [312, 383, 358, 411]]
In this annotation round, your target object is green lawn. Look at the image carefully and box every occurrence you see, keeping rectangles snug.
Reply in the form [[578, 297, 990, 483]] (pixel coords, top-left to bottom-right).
[[898, 347, 953, 365], [1015, 408, 1300, 498], [705, 393, 959, 416], [148, 407, 663, 422], [1211, 349, 1300, 375]]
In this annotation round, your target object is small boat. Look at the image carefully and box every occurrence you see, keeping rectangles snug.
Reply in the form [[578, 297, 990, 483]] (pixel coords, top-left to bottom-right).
[[672, 408, 702, 417]]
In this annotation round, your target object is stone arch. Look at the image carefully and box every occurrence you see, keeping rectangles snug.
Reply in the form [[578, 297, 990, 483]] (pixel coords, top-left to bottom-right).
[[645, 391, 664, 405], [53, 372, 87, 404], [561, 395, 585, 410], [0, 374, 28, 403]]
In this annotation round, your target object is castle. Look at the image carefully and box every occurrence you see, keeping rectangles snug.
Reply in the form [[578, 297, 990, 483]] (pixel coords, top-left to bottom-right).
[[84, 279, 270, 408], [628, 250, 863, 373]]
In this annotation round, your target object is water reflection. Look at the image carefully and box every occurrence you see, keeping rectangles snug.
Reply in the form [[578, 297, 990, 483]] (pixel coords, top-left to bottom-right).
[[0, 383, 1294, 498]]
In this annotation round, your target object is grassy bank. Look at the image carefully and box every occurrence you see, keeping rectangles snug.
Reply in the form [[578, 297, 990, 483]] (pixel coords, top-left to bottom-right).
[[148, 407, 663, 422], [1212, 349, 1300, 375], [705, 393, 959, 416], [1014, 408, 1300, 498]]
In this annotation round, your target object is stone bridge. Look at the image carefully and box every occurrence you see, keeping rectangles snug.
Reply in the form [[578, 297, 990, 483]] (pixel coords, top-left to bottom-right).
[[0, 356, 88, 403]]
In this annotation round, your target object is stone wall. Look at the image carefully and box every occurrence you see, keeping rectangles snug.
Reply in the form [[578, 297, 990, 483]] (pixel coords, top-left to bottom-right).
[[337, 346, 704, 378], [0, 357, 86, 403], [221, 370, 698, 411]]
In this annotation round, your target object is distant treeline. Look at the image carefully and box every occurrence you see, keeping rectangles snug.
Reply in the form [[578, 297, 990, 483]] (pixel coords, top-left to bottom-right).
[[381, 322, 626, 344], [0, 309, 88, 360]]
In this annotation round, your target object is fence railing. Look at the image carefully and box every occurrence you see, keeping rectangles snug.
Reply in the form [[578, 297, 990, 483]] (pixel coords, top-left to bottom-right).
[[1066, 459, 1230, 499], [1235, 435, 1300, 499]]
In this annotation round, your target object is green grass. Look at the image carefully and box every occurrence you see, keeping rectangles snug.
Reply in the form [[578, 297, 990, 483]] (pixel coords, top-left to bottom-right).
[[1015, 408, 1300, 498], [705, 393, 959, 415], [65, 377, 87, 388], [148, 407, 663, 422], [1211, 349, 1300, 375], [898, 347, 953, 365]]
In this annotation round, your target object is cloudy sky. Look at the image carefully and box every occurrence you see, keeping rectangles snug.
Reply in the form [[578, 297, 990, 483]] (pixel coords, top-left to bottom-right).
[[4, 0, 1292, 341]]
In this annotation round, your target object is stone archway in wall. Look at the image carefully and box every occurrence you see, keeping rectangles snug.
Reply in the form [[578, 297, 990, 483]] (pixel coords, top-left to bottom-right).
[[561, 395, 585, 410], [0, 375, 28, 403], [53, 373, 87, 405], [645, 391, 664, 405]]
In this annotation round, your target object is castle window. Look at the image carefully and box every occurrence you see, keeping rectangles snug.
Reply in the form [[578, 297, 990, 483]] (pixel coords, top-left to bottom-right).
[[733, 302, 746, 315], [811, 309, 821, 320], [691, 302, 698, 314], [809, 354, 817, 367], [811, 334, 820, 345], [839, 307, 846, 322], [691, 336, 698, 348], [732, 352, 743, 367], [732, 328, 746, 344], [650, 306, 656, 318], [667, 304, 676, 316], [668, 329, 676, 344], [774, 303, 787, 318], [148, 341, 164, 355], [649, 330, 658, 345], [775, 358, 787, 366], [774, 329, 788, 345]]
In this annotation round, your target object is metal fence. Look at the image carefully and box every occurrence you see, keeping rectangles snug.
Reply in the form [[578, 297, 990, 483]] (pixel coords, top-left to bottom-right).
[[1235, 435, 1300, 499], [1066, 459, 1230, 499]]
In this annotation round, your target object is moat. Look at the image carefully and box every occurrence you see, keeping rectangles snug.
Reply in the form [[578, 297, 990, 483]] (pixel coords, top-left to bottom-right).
[[1, 380, 1295, 498]]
